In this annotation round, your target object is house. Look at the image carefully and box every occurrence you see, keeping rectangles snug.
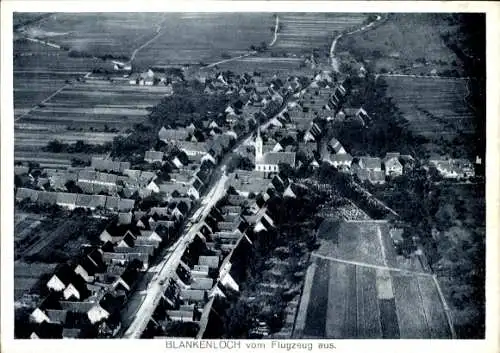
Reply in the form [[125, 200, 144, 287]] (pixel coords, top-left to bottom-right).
[[358, 157, 382, 171], [159, 182, 189, 198], [16, 187, 39, 202], [170, 200, 190, 220], [75, 194, 107, 210], [145, 150, 164, 164], [158, 127, 190, 143], [91, 158, 130, 173], [99, 224, 140, 244], [56, 192, 77, 209], [329, 154, 353, 169], [383, 152, 403, 177], [188, 177, 204, 200], [303, 123, 322, 142], [429, 158, 475, 179], [198, 256, 219, 269], [368, 170, 386, 185], [146, 180, 161, 193], [342, 107, 370, 126], [175, 141, 208, 157], [327, 137, 346, 155]]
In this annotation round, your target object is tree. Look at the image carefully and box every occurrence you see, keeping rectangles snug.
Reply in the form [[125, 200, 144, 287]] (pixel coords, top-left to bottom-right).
[[45, 139, 66, 153]]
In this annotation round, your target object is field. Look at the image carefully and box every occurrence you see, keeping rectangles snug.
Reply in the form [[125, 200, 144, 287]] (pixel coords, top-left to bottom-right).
[[382, 76, 476, 156], [214, 55, 309, 75], [13, 39, 102, 115], [272, 13, 367, 59], [133, 13, 275, 69], [336, 13, 464, 75], [295, 257, 452, 339], [314, 219, 398, 268], [15, 79, 170, 165], [21, 13, 166, 59]]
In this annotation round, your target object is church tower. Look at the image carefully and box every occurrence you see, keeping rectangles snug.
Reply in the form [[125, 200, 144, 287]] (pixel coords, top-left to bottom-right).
[[255, 126, 263, 161]]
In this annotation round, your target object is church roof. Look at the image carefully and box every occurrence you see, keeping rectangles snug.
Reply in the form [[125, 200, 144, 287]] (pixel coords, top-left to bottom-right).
[[259, 152, 296, 166]]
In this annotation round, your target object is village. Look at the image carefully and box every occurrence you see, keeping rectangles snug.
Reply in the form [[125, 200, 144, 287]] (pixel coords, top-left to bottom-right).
[[12, 53, 483, 340]]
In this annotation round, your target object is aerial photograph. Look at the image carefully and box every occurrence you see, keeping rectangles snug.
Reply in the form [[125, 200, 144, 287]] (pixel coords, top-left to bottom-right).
[[12, 12, 485, 339]]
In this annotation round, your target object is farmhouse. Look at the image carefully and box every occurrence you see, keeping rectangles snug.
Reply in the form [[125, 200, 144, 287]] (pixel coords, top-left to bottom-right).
[[383, 152, 403, 177]]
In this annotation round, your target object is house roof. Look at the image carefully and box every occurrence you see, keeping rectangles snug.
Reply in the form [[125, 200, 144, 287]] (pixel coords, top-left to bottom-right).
[[159, 182, 189, 196], [190, 277, 214, 290], [158, 127, 190, 142], [45, 309, 68, 324], [198, 255, 219, 269], [332, 154, 353, 163], [76, 194, 106, 209], [118, 198, 135, 212], [91, 158, 130, 173], [118, 212, 133, 225], [59, 300, 96, 313], [369, 170, 386, 183], [16, 187, 39, 201], [37, 191, 58, 204], [145, 150, 164, 161], [359, 157, 382, 170], [261, 152, 296, 166], [56, 192, 77, 205], [328, 137, 345, 153], [176, 141, 208, 153]]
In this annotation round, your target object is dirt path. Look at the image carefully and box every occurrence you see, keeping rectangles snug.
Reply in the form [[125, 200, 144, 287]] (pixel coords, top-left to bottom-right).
[[203, 14, 279, 70], [311, 253, 433, 277], [129, 21, 165, 64], [204, 51, 257, 69], [330, 15, 382, 72], [15, 83, 71, 122], [269, 15, 280, 47]]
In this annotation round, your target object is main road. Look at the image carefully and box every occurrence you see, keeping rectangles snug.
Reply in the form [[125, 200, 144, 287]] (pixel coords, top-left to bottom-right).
[[122, 169, 229, 338], [121, 74, 315, 338]]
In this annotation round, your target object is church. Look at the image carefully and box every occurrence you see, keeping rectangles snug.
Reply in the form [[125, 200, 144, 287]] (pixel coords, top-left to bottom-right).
[[254, 128, 296, 173]]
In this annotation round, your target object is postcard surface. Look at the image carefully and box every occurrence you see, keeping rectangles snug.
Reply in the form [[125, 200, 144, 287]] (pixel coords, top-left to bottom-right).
[[1, 1, 498, 353]]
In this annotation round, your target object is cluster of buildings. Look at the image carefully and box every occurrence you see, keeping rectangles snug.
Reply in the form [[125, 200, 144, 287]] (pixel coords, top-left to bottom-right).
[[142, 171, 307, 339], [26, 216, 182, 338], [15, 68, 311, 339]]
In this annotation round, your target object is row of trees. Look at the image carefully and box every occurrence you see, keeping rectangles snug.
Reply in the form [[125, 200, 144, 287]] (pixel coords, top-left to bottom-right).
[[44, 139, 112, 154], [220, 187, 325, 338]]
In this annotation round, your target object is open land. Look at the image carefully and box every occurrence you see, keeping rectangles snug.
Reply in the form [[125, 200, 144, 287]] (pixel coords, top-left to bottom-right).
[[383, 76, 476, 157], [293, 220, 452, 339], [336, 13, 465, 76], [272, 13, 367, 59], [133, 13, 275, 69], [21, 13, 166, 60]]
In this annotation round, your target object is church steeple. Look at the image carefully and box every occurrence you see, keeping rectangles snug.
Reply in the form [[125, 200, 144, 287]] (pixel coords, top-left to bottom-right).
[[255, 125, 263, 161]]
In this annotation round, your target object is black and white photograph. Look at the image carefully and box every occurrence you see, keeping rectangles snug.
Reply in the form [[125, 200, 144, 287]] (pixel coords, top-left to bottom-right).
[[1, 1, 498, 350]]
